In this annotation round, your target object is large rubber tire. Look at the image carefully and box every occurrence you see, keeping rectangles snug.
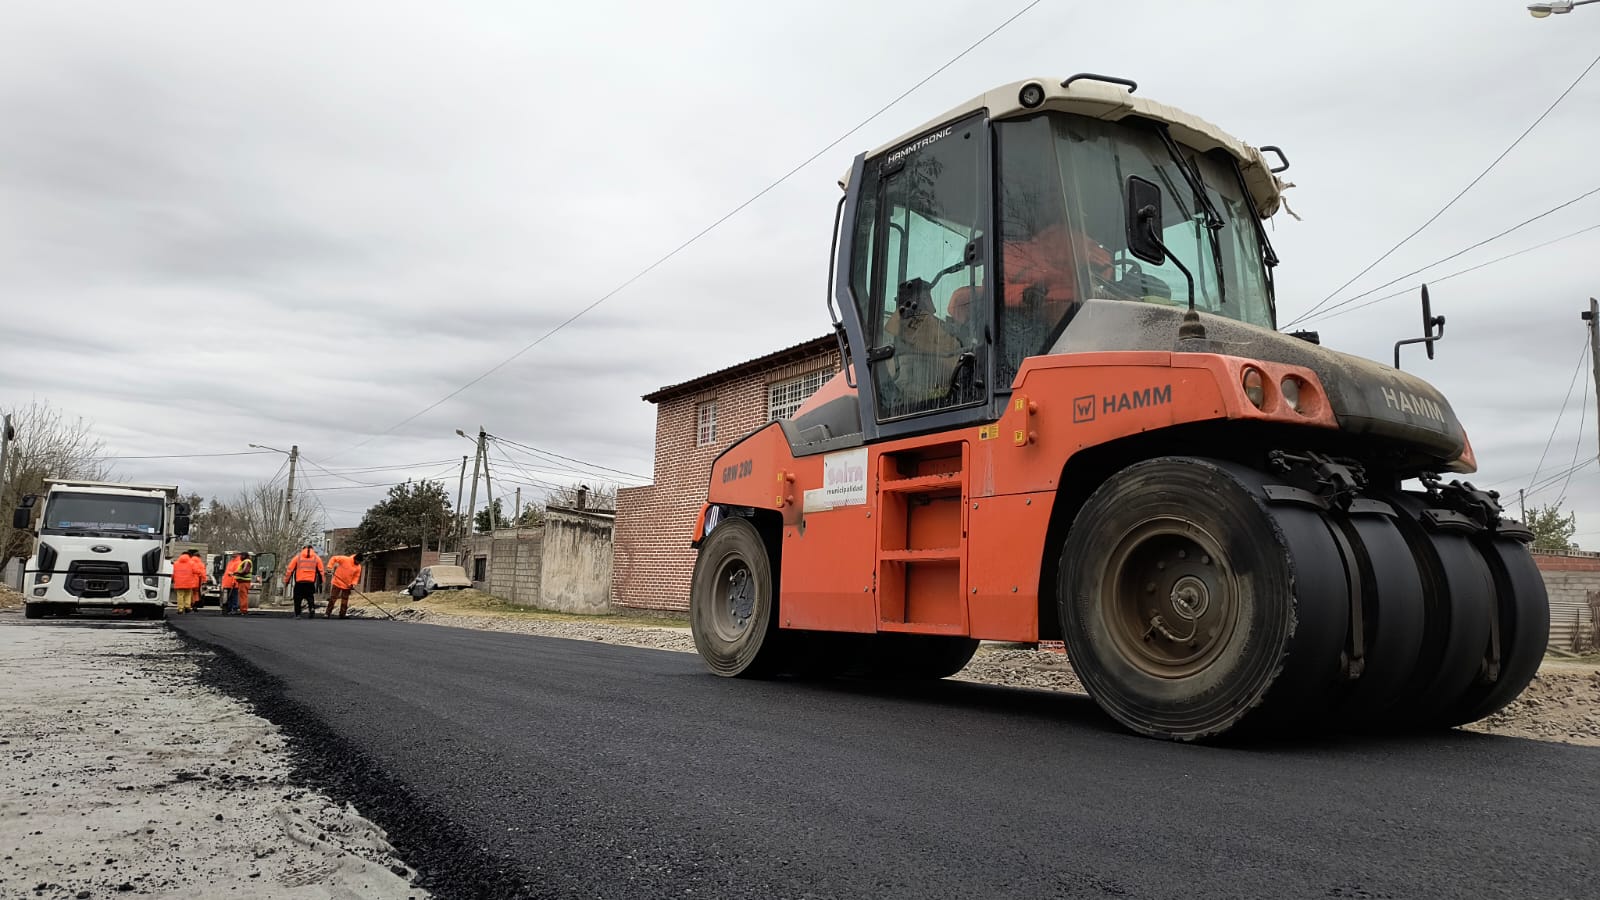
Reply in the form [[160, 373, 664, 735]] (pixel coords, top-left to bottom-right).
[[23, 603, 43, 620], [690, 518, 782, 678], [1439, 536, 1549, 726], [1381, 493, 1496, 727], [1330, 514, 1425, 722], [859, 634, 980, 680], [1059, 457, 1348, 741]]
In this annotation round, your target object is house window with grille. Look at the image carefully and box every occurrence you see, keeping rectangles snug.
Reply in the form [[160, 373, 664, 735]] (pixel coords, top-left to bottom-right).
[[768, 370, 828, 421], [696, 400, 718, 446]]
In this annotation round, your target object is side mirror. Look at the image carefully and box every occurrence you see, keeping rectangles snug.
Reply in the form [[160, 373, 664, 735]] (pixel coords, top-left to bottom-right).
[[1125, 175, 1167, 265], [173, 515, 191, 536], [11, 507, 29, 530], [1393, 283, 1447, 369]]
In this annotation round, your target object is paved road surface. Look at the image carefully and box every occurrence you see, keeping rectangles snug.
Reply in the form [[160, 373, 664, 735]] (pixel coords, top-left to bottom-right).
[[170, 613, 1598, 900]]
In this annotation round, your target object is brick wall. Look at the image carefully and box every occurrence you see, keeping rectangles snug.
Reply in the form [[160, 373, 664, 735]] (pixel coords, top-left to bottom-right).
[[613, 346, 841, 612]]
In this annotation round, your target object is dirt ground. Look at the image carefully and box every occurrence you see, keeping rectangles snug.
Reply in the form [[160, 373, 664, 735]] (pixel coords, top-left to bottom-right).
[[377, 596, 1600, 746], [0, 616, 427, 900]]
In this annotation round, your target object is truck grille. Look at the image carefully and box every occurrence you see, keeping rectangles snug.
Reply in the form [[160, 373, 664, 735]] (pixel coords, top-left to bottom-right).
[[65, 561, 129, 598]]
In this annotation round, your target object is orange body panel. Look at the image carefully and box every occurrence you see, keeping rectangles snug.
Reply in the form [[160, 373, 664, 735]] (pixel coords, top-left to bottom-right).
[[700, 352, 1337, 641]]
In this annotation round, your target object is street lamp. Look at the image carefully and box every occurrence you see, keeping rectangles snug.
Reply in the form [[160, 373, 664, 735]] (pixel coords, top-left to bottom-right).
[[249, 443, 288, 455], [1529, 0, 1597, 17]]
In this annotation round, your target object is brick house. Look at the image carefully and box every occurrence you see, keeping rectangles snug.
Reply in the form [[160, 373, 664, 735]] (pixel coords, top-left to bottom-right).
[[613, 335, 842, 612]]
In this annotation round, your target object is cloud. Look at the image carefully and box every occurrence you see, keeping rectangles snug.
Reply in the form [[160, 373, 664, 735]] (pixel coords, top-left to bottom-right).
[[2, 0, 1597, 536]]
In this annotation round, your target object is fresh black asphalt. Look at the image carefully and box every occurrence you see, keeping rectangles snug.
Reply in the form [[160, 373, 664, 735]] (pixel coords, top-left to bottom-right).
[[169, 612, 1600, 900]]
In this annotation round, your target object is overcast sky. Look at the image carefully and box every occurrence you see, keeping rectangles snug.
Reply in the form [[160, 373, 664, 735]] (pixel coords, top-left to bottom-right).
[[2, 0, 1597, 538]]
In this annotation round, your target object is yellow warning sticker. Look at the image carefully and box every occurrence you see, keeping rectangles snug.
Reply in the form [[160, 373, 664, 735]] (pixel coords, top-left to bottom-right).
[[978, 424, 999, 440]]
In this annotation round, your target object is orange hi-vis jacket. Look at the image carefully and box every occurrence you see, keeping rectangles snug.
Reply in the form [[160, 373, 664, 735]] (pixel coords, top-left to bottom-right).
[[221, 555, 242, 589], [285, 549, 325, 584], [328, 555, 362, 590], [172, 555, 204, 590]]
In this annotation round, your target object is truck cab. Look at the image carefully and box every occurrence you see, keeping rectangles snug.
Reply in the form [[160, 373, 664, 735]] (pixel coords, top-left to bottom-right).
[[15, 480, 190, 620]]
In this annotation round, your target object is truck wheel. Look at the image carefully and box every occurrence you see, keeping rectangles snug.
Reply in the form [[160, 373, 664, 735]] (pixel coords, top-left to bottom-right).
[[23, 603, 43, 620], [1440, 536, 1549, 726], [691, 518, 782, 678], [1380, 493, 1495, 727], [1059, 457, 1347, 740], [1330, 514, 1425, 723]]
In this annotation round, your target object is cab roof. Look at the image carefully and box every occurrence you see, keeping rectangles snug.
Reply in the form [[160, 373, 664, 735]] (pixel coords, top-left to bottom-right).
[[842, 76, 1287, 218]]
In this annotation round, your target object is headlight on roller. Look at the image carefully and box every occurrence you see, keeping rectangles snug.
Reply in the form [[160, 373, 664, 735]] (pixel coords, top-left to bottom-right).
[[1242, 367, 1267, 409], [1280, 376, 1302, 413]]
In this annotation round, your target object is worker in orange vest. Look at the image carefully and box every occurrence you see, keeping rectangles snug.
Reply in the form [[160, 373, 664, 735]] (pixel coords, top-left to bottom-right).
[[233, 552, 255, 614], [324, 552, 365, 619], [284, 544, 326, 618], [172, 549, 204, 613], [220, 552, 244, 614]]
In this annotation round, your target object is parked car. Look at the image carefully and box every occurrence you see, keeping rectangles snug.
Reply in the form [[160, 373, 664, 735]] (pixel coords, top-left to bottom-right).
[[403, 565, 472, 600]]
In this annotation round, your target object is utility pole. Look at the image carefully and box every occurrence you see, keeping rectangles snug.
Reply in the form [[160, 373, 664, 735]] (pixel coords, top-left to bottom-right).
[[463, 429, 484, 547], [454, 455, 467, 550], [514, 487, 521, 526], [1585, 298, 1600, 464], [483, 442, 500, 533], [0, 413, 14, 507], [1519, 488, 1527, 523], [0, 413, 13, 512], [281, 445, 299, 534]]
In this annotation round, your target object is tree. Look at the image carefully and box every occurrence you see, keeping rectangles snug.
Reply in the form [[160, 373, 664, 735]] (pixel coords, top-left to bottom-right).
[[1527, 502, 1577, 552], [353, 479, 453, 553], [0, 401, 112, 559], [191, 481, 322, 590], [474, 498, 504, 534]]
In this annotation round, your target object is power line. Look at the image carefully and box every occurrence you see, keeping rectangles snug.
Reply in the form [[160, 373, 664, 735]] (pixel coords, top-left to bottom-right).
[[310, 458, 459, 475], [304, 476, 455, 493], [1525, 457, 1595, 500], [323, 0, 1046, 462], [1313, 222, 1600, 323], [1289, 48, 1600, 327], [1555, 345, 1590, 507], [490, 436, 648, 482], [488, 445, 569, 492], [1293, 185, 1600, 326], [264, 456, 291, 490], [1528, 337, 1591, 494], [106, 450, 276, 460]]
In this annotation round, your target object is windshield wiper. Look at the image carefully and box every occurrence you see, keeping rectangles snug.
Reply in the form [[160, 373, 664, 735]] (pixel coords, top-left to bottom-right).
[[1155, 127, 1227, 306]]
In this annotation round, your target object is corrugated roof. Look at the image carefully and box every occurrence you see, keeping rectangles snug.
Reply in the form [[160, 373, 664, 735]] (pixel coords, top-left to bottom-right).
[[642, 335, 836, 404]]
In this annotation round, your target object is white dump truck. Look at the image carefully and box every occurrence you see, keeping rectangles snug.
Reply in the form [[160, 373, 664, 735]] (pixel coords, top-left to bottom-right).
[[14, 479, 192, 620]]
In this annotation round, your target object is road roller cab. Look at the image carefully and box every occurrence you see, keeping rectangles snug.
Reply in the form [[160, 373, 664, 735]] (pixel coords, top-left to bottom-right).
[[688, 75, 1548, 741]]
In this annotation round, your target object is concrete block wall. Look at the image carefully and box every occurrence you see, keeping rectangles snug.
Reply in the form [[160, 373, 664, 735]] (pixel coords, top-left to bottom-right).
[[539, 508, 613, 614], [1533, 552, 1600, 651], [613, 349, 840, 613], [462, 529, 543, 606]]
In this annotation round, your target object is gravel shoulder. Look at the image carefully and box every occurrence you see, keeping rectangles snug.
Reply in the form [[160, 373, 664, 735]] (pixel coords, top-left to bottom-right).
[[0, 613, 426, 900], [375, 598, 1600, 746]]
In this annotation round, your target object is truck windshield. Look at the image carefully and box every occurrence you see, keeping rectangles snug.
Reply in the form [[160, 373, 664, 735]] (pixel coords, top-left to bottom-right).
[[42, 492, 164, 538], [994, 112, 1273, 380]]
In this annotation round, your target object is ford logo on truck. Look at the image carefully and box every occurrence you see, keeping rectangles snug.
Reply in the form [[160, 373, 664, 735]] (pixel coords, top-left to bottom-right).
[[91, 545, 112, 553]]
